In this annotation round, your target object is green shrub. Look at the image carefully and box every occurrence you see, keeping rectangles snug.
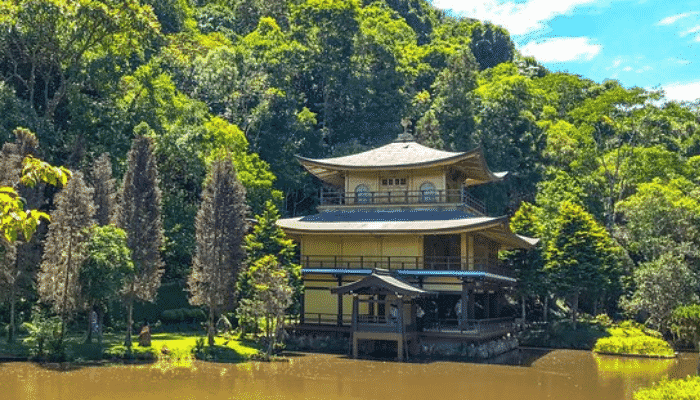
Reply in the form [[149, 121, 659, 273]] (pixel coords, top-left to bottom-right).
[[634, 376, 700, 400], [103, 345, 157, 361], [593, 322, 674, 357]]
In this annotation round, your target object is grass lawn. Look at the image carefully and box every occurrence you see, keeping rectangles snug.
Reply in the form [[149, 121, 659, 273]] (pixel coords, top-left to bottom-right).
[[1, 331, 261, 364]]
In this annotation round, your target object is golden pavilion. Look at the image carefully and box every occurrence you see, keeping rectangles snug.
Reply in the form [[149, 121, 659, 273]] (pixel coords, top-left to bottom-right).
[[277, 132, 537, 360]]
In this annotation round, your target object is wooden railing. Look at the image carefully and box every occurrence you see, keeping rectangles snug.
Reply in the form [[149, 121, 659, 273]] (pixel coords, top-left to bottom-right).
[[301, 255, 513, 278], [319, 188, 486, 214], [296, 313, 353, 325]]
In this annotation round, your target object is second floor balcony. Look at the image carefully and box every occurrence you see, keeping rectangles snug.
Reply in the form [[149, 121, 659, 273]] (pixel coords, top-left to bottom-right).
[[301, 255, 513, 278], [319, 188, 486, 214]]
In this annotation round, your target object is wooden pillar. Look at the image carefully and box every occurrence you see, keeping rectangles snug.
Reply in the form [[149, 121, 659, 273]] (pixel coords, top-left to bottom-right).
[[337, 276, 343, 326], [398, 297, 405, 361], [460, 232, 467, 270], [352, 295, 358, 359], [467, 235, 474, 270], [300, 290, 305, 324]]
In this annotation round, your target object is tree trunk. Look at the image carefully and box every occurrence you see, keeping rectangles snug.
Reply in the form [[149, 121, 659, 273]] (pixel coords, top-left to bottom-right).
[[125, 297, 134, 348], [86, 306, 93, 344], [593, 297, 599, 317], [97, 307, 104, 345], [7, 284, 16, 344], [571, 293, 579, 330], [543, 294, 549, 323], [208, 307, 215, 346]]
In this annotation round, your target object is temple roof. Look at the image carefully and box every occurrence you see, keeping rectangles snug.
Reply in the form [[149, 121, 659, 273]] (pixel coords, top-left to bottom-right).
[[277, 210, 538, 249], [297, 141, 507, 187], [330, 269, 430, 297]]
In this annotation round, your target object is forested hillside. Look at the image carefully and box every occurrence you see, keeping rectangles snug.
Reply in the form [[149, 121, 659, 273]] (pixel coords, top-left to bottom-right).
[[1, 0, 700, 332]]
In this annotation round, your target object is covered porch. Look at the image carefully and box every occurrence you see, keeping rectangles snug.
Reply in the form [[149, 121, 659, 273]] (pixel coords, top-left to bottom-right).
[[330, 269, 430, 361]]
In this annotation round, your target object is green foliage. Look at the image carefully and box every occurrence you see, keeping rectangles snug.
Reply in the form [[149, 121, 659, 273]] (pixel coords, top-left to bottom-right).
[[236, 255, 293, 358], [671, 304, 700, 349], [593, 322, 675, 357], [617, 178, 700, 265], [545, 201, 619, 323], [634, 376, 700, 400], [21, 307, 64, 360], [506, 202, 547, 304], [243, 201, 302, 313], [80, 225, 133, 343], [623, 254, 698, 332], [81, 226, 133, 303]]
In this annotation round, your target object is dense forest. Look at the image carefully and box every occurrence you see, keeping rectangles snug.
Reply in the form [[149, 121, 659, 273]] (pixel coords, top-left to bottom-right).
[[1, 0, 700, 337]]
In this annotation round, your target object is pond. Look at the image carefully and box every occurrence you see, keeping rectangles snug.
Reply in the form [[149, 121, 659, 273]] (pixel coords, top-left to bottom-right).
[[1, 350, 698, 400]]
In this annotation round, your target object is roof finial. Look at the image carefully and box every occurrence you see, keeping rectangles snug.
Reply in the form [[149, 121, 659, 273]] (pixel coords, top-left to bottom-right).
[[396, 118, 415, 142]]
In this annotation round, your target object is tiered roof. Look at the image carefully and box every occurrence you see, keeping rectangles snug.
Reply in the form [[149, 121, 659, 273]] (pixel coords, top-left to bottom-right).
[[297, 141, 507, 187]]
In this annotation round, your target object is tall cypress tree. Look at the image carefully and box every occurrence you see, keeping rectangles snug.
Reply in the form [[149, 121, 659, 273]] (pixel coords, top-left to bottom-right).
[[188, 151, 248, 346], [38, 171, 95, 345], [0, 128, 42, 343], [117, 134, 164, 348], [90, 153, 116, 226]]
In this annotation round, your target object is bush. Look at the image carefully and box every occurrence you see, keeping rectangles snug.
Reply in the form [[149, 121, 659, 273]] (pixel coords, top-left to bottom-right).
[[103, 345, 157, 361], [634, 376, 700, 400], [593, 322, 674, 357]]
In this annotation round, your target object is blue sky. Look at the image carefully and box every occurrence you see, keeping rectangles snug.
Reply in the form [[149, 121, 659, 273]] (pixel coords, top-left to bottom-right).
[[431, 0, 700, 103]]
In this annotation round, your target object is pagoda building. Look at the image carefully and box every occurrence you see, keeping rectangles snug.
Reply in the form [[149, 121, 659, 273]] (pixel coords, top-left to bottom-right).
[[277, 133, 537, 360]]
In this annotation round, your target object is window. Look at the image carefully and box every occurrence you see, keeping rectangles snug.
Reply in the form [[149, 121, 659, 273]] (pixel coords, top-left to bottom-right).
[[381, 177, 407, 186], [355, 184, 370, 204], [420, 182, 436, 203]]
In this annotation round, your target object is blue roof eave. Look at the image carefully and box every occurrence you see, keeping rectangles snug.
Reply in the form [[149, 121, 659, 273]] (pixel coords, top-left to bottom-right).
[[301, 268, 517, 283]]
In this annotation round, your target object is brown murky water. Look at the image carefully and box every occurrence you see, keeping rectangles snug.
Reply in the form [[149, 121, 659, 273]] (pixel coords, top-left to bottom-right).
[[1, 350, 697, 400]]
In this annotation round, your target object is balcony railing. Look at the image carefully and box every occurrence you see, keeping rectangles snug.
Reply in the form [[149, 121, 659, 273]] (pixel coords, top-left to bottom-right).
[[301, 255, 513, 278], [319, 188, 486, 214]]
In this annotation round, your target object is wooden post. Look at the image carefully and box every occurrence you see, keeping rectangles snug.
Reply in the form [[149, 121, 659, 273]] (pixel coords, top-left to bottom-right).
[[300, 291, 305, 324], [337, 276, 343, 326], [398, 297, 405, 361], [352, 295, 358, 359], [467, 235, 474, 270], [460, 233, 467, 270]]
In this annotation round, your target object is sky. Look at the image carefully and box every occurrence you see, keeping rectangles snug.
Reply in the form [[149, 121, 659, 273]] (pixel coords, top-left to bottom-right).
[[431, 0, 700, 103]]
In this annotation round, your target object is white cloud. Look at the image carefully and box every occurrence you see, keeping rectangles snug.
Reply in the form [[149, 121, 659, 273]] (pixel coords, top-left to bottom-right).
[[432, 0, 598, 35], [662, 80, 700, 102], [520, 37, 602, 62], [611, 57, 624, 68], [656, 11, 698, 26], [680, 25, 700, 37]]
